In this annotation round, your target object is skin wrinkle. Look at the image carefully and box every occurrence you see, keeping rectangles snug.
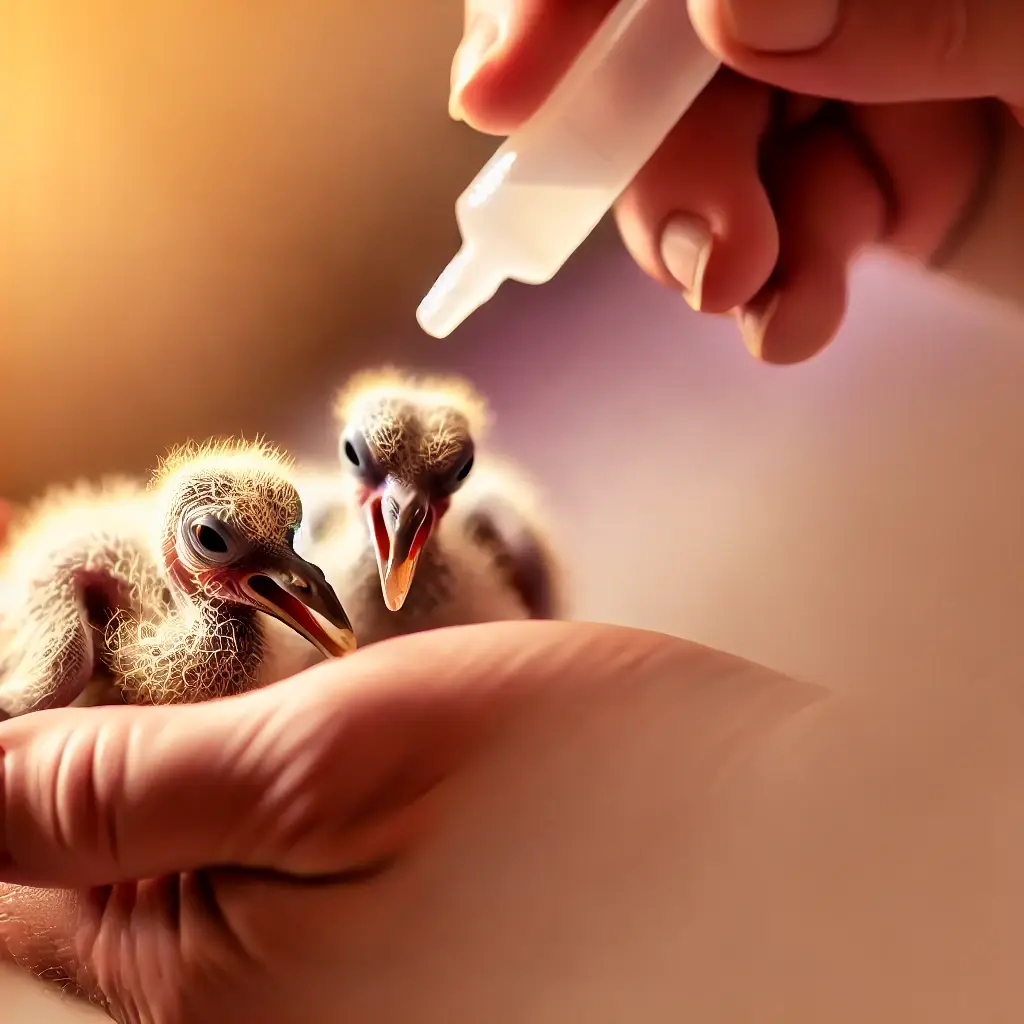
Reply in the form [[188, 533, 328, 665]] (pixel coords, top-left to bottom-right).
[[929, 98, 1007, 268], [746, 94, 895, 309], [50, 727, 78, 864], [834, 105, 901, 239], [101, 721, 130, 874], [187, 870, 258, 969], [215, 691, 385, 872], [761, 96, 899, 243], [96, 885, 142, 1019]]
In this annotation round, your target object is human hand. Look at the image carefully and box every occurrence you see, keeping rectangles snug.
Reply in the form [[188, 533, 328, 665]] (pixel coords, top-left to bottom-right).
[[4, 618, 1024, 1021], [449, 0, 1024, 363], [0, 620, 810, 1022]]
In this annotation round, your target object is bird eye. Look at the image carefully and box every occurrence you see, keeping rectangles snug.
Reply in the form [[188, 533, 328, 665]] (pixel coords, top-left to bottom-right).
[[186, 514, 241, 565], [340, 429, 381, 484], [195, 523, 228, 554], [442, 444, 476, 495]]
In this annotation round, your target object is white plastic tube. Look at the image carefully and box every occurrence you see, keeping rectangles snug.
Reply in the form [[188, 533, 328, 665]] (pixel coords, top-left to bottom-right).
[[416, 0, 720, 339]]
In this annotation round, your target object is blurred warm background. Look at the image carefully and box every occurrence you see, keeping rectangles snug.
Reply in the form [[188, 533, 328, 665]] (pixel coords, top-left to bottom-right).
[[0, 0, 490, 495], [4, 1, 1024, 1018]]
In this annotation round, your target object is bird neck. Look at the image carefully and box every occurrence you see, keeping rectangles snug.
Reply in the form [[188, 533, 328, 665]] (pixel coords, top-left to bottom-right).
[[111, 586, 265, 706], [188, 595, 264, 669], [162, 536, 264, 674], [195, 592, 259, 632]]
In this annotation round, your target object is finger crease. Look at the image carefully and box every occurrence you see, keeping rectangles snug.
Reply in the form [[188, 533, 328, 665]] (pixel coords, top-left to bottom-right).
[[758, 96, 901, 250], [929, 98, 1007, 269], [828, 105, 901, 241], [186, 870, 259, 969]]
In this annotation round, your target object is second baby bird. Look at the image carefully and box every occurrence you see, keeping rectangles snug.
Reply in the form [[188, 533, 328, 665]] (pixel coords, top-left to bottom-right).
[[295, 368, 567, 648]]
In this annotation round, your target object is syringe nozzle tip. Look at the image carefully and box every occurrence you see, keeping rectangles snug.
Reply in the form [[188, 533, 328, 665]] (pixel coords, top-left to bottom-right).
[[416, 244, 504, 339]]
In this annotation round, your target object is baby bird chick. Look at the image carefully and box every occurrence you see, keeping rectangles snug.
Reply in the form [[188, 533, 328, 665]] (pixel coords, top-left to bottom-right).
[[296, 367, 566, 647], [0, 439, 355, 720]]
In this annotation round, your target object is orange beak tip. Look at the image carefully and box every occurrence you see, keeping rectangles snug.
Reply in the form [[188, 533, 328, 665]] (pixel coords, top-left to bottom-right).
[[381, 553, 421, 613]]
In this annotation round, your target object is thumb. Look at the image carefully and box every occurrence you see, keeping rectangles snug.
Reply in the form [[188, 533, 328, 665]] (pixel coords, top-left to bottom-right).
[[0, 632, 508, 889], [690, 0, 1024, 107], [450, 0, 618, 133]]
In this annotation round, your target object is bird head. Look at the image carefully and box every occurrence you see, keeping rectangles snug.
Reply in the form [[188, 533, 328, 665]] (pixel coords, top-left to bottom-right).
[[154, 439, 356, 658], [333, 369, 489, 612]]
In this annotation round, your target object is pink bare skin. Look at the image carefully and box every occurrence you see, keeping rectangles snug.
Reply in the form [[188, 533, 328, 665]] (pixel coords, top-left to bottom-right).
[[450, 0, 1024, 363]]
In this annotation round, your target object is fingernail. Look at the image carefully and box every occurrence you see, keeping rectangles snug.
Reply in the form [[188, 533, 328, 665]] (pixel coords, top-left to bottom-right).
[[659, 215, 713, 311], [735, 291, 781, 359], [722, 0, 840, 53], [449, 9, 505, 121]]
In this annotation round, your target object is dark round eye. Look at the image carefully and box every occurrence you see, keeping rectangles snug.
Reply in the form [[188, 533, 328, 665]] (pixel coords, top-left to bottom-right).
[[185, 514, 243, 565], [455, 455, 474, 481], [341, 429, 382, 484], [195, 522, 229, 554]]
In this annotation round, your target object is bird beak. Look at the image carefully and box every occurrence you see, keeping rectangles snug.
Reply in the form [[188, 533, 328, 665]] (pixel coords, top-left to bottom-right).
[[239, 552, 357, 658], [366, 480, 437, 612]]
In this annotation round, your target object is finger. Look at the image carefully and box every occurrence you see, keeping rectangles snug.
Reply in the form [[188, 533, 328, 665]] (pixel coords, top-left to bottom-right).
[[738, 111, 887, 363], [451, 0, 617, 132], [739, 96, 997, 362], [613, 69, 778, 313], [848, 99, 1004, 260], [689, 0, 1024, 107], [0, 624, 545, 888]]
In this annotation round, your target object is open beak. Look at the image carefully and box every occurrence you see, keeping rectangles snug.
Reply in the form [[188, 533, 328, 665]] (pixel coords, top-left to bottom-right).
[[238, 552, 356, 659], [366, 480, 437, 612]]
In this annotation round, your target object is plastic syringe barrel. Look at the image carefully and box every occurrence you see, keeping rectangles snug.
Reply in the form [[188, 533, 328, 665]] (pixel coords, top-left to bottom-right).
[[417, 0, 720, 338]]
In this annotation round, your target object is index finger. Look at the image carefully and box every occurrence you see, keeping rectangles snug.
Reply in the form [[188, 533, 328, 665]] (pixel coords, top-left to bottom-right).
[[0, 622, 620, 890], [0, 635, 499, 890]]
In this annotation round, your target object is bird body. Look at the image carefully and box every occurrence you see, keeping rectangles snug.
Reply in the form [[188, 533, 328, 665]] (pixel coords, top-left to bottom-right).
[[0, 439, 355, 719], [295, 368, 567, 647], [0, 478, 163, 713]]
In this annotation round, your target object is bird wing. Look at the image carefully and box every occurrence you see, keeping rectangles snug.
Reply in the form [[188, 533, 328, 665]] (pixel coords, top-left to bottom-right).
[[448, 459, 569, 621]]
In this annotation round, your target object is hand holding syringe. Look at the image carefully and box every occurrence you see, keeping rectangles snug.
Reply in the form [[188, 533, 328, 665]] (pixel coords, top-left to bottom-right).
[[422, 0, 1024, 365], [417, 0, 719, 340]]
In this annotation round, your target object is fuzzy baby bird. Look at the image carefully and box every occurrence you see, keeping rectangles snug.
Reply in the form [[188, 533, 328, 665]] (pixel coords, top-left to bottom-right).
[[295, 368, 566, 647], [0, 439, 355, 720]]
